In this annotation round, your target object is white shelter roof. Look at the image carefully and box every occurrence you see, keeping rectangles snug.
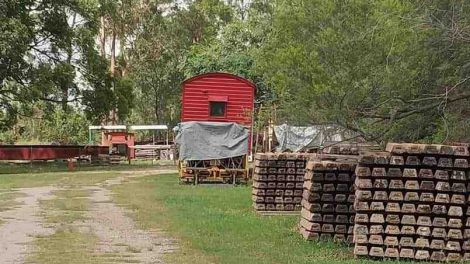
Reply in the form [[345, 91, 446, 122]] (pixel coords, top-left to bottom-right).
[[88, 125, 127, 130], [129, 125, 168, 131]]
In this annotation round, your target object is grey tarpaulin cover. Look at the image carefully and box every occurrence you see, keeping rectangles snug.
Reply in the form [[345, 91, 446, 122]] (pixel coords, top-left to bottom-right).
[[274, 124, 358, 152], [174, 121, 249, 161]]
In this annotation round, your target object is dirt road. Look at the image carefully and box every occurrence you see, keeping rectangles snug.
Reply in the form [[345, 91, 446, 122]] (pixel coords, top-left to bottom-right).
[[0, 169, 177, 264]]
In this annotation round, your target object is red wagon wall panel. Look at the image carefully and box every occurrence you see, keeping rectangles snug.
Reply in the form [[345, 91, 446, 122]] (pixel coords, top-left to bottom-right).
[[181, 72, 255, 126]]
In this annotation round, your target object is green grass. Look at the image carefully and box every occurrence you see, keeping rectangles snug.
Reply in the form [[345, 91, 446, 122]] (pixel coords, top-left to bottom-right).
[[40, 189, 91, 224], [0, 163, 169, 189], [0, 171, 119, 189], [0, 161, 175, 190], [0, 161, 173, 175], [0, 191, 25, 211], [30, 230, 101, 264], [31, 188, 99, 264], [114, 174, 401, 264]]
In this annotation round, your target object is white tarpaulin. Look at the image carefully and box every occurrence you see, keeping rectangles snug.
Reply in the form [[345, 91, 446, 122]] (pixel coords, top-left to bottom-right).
[[174, 121, 249, 161], [274, 124, 358, 152]]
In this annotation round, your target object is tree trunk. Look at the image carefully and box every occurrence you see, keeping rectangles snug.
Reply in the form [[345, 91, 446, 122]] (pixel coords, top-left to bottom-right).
[[110, 29, 117, 125], [110, 30, 116, 76], [61, 13, 77, 113], [98, 15, 107, 125], [120, 36, 128, 77], [155, 91, 160, 124], [99, 16, 106, 57]]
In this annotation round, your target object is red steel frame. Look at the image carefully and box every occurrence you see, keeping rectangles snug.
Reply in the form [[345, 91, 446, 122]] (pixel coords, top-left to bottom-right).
[[0, 145, 109, 160]]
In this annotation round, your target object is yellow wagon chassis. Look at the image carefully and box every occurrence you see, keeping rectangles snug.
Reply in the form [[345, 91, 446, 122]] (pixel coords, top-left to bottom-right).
[[179, 155, 249, 185]]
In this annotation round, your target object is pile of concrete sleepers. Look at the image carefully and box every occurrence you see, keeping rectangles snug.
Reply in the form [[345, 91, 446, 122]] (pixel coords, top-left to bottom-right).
[[290, 142, 470, 262], [354, 143, 470, 261], [252, 145, 364, 214], [252, 153, 310, 213], [297, 145, 364, 242], [299, 157, 358, 243]]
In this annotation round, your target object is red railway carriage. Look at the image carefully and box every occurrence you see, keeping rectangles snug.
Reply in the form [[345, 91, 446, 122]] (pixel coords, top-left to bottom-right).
[[181, 72, 255, 126], [179, 72, 256, 184]]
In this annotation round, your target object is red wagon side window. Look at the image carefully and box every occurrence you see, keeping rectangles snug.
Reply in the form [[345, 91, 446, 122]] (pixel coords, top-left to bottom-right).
[[210, 102, 226, 117]]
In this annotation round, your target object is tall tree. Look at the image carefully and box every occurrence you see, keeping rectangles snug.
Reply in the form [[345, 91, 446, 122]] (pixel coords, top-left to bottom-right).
[[0, 0, 134, 129], [413, 0, 470, 142], [256, 0, 446, 142], [185, 0, 273, 101], [128, 0, 235, 126]]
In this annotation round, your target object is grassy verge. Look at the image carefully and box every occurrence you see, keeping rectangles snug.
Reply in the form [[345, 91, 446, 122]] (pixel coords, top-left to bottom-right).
[[0, 191, 24, 226], [0, 161, 175, 189], [0, 161, 173, 175], [0, 171, 120, 189], [113, 174, 400, 264], [0, 191, 25, 212], [30, 229, 137, 264], [39, 189, 91, 224], [31, 231, 100, 264]]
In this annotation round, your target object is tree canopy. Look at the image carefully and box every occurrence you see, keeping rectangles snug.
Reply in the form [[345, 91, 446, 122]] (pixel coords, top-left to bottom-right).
[[2, 0, 470, 144]]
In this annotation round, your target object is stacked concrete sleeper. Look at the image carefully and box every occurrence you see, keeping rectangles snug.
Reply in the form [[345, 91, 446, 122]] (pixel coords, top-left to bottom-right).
[[299, 159, 357, 243], [353, 143, 470, 261], [252, 153, 308, 211]]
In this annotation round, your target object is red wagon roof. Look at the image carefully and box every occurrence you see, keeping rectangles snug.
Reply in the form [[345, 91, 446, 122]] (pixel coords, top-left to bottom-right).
[[182, 72, 256, 90]]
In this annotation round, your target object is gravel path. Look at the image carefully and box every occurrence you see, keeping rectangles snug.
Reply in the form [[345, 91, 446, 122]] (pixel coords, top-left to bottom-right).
[[0, 169, 177, 264], [80, 170, 178, 263], [0, 186, 57, 264], [82, 186, 176, 263]]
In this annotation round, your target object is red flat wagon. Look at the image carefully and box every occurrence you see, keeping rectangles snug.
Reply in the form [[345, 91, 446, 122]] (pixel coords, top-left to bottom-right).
[[0, 145, 108, 161]]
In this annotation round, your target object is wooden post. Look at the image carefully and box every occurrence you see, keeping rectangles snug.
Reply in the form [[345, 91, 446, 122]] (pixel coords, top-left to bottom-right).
[[172, 133, 176, 164], [250, 107, 255, 160], [262, 128, 266, 152], [166, 129, 169, 145], [254, 128, 259, 156], [253, 105, 261, 156], [29, 146, 33, 169], [88, 129, 92, 144], [78, 148, 81, 168], [152, 132, 155, 165], [268, 118, 273, 152]]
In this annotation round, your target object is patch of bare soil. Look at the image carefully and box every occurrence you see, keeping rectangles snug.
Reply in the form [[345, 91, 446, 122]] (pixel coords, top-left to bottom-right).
[[0, 186, 56, 264]]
